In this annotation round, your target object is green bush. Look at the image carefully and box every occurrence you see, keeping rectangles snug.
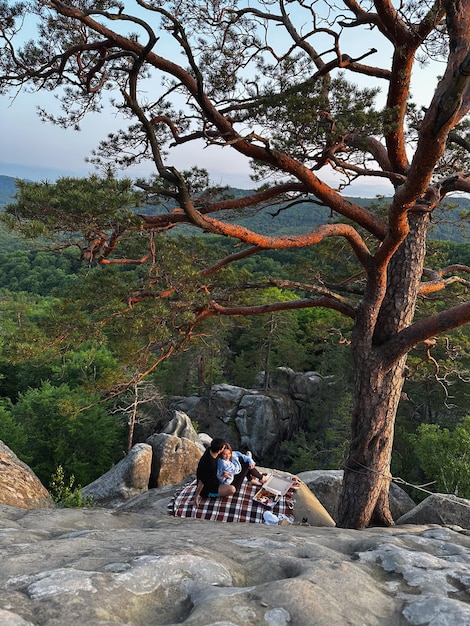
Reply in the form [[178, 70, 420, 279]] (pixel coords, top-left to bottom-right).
[[0, 400, 28, 457], [49, 465, 94, 508], [11, 381, 127, 486], [412, 416, 470, 498]]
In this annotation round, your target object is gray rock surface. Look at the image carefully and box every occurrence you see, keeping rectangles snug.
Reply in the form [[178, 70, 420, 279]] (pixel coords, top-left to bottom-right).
[[235, 392, 299, 459], [396, 493, 470, 528], [254, 367, 326, 397], [1, 500, 470, 626], [162, 370, 328, 462], [159, 411, 205, 451], [81, 443, 152, 506]]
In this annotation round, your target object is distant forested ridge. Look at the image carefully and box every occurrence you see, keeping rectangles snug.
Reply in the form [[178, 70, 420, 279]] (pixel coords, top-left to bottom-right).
[[0, 175, 17, 207], [1, 175, 469, 241]]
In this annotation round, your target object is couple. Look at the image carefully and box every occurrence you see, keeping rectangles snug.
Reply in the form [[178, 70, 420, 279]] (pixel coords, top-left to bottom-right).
[[190, 438, 268, 507]]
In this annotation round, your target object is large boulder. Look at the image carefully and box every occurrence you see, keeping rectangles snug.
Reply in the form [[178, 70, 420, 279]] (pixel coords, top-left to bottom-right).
[[292, 480, 336, 527], [0, 441, 53, 509], [146, 432, 202, 487], [82, 443, 152, 507], [171, 385, 251, 444], [207, 384, 249, 422], [159, 410, 205, 451], [235, 392, 299, 459], [396, 493, 470, 528], [297, 470, 344, 519], [298, 470, 416, 523], [289, 370, 328, 399], [172, 384, 248, 425], [254, 367, 328, 400], [164, 371, 327, 462], [254, 366, 293, 393]]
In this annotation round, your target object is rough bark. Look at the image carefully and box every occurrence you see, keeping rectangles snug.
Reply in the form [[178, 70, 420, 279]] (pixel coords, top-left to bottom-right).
[[338, 213, 430, 529], [337, 359, 404, 528]]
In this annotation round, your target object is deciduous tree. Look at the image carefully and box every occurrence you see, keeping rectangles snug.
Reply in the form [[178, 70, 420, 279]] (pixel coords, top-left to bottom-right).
[[1, 0, 470, 528]]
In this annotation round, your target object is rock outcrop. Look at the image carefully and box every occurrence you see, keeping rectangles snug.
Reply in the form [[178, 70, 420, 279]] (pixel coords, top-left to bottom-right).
[[146, 432, 202, 488], [2, 496, 470, 625], [162, 369, 329, 461], [158, 410, 205, 451], [81, 443, 152, 507], [3, 436, 470, 625], [0, 441, 53, 509], [396, 493, 470, 527], [234, 391, 299, 459]]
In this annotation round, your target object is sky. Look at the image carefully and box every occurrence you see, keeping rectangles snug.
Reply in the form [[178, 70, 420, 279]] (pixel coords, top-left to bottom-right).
[[1, 90, 255, 188], [0, 2, 444, 198], [1, 87, 398, 199]]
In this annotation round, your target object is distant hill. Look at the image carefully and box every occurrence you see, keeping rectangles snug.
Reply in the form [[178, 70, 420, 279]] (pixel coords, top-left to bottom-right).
[[0, 175, 18, 207], [0, 174, 468, 242], [0, 177, 27, 252]]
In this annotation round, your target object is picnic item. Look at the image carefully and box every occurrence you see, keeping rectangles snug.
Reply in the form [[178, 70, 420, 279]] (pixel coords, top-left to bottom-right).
[[252, 474, 296, 509], [171, 476, 295, 523]]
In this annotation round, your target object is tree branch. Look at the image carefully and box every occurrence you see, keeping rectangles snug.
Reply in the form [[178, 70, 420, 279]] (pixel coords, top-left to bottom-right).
[[267, 277, 355, 308], [177, 179, 374, 268], [209, 296, 356, 320], [381, 302, 470, 369]]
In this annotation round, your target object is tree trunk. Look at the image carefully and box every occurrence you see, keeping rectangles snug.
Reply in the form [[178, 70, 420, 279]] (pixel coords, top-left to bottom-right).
[[127, 383, 138, 452], [338, 212, 430, 529], [263, 314, 275, 391], [197, 354, 206, 397], [337, 357, 405, 528]]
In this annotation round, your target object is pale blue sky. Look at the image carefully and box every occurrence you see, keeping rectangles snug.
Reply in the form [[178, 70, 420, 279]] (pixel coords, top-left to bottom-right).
[[0, 2, 444, 197], [1, 90, 254, 186]]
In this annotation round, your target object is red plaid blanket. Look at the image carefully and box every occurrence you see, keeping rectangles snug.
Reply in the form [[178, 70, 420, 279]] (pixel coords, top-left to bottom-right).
[[170, 479, 294, 523]]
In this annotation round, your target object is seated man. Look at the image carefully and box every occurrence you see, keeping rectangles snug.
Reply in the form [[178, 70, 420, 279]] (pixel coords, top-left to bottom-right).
[[190, 438, 235, 507]]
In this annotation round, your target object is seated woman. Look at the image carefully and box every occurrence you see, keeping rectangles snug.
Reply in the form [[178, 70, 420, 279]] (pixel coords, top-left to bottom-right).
[[218, 443, 268, 487]]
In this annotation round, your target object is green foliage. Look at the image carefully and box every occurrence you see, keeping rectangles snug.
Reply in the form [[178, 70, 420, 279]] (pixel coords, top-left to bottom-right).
[[153, 327, 230, 395], [49, 464, 94, 508], [0, 290, 61, 399], [0, 223, 28, 254], [427, 239, 470, 267], [10, 382, 126, 486], [392, 326, 470, 499], [397, 326, 470, 426], [0, 250, 79, 295], [0, 399, 27, 453], [2, 176, 141, 240], [428, 199, 470, 243], [0, 174, 469, 495], [2, 175, 468, 242], [245, 66, 386, 176], [280, 385, 353, 473], [278, 430, 319, 474], [227, 288, 311, 388], [49, 342, 122, 394], [411, 416, 470, 498]]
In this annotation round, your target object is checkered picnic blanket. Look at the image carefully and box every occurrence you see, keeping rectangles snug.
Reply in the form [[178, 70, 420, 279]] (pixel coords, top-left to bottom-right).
[[170, 479, 294, 523]]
